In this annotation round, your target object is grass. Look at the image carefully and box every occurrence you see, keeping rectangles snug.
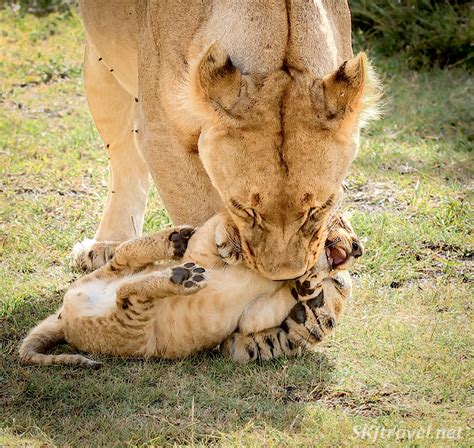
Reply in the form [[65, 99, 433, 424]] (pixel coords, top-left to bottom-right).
[[1, 7, 473, 447], [350, 0, 473, 69]]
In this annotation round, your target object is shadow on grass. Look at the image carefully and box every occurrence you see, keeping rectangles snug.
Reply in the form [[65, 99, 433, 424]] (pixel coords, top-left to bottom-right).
[[1, 293, 337, 445]]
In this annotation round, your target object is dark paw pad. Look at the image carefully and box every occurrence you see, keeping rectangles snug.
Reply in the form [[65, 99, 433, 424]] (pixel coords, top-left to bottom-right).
[[183, 267, 208, 288], [170, 266, 191, 284], [171, 264, 207, 287], [295, 280, 315, 297], [169, 227, 195, 257], [307, 291, 324, 309], [289, 302, 307, 324], [326, 316, 336, 330]]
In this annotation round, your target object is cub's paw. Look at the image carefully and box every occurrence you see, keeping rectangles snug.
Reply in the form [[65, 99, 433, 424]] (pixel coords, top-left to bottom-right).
[[169, 262, 208, 294], [221, 333, 258, 363], [283, 292, 337, 350], [168, 226, 195, 258], [72, 239, 121, 272], [221, 329, 295, 364], [215, 220, 242, 265]]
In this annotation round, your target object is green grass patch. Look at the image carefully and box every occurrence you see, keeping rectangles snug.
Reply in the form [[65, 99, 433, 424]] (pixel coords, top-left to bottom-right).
[[351, 0, 473, 69]]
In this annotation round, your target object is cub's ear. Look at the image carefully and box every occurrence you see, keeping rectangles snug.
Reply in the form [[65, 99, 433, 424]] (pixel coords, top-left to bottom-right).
[[322, 53, 381, 126], [188, 42, 243, 121]]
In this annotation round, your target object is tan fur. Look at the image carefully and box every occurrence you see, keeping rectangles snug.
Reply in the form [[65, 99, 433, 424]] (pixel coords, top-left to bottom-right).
[[222, 215, 361, 363], [20, 213, 361, 366], [73, 1, 381, 281]]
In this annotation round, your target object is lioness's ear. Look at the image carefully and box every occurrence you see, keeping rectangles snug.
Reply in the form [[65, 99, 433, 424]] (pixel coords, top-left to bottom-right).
[[191, 42, 243, 119], [322, 53, 381, 125]]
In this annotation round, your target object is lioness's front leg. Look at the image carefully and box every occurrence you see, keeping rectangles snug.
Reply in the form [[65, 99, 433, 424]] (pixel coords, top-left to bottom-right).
[[73, 41, 150, 272]]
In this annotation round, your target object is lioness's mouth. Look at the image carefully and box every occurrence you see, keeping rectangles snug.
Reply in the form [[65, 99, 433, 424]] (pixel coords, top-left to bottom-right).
[[276, 275, 301, 282]]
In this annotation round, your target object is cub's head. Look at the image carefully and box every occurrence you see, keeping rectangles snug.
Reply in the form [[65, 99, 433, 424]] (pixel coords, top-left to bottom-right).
[[185, 43, 380, 280], [293, 213, 363, 301], [325, 213, 363, 271]]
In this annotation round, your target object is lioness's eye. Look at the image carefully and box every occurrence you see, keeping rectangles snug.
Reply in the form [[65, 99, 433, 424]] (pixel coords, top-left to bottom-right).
[[307, 195, 336, 223], [244, 208, 259, 228], [244, 208, 256, 219], [230, 198, 244, 211]]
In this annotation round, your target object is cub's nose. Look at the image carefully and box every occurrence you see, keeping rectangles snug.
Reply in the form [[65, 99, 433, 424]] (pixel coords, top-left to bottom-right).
[[351, 240, 363, 258]]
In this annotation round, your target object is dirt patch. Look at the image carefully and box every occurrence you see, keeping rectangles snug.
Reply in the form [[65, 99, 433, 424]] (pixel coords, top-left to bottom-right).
[[343, 180, 405, 213], [319, 389, 419, 418], [422, 241, 473, 261]]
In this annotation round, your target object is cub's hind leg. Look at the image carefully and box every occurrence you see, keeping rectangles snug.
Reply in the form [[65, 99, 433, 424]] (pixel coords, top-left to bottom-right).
[[221, 328, 297, 363], [220, 289, 339, 364], [19, 314, 101, 368], [116, 263, 208, 311]]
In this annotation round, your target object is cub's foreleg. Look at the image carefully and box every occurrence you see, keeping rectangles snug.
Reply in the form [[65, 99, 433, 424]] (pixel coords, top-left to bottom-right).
[[109, 226, 194, 273], [73, 226, 194, 273]]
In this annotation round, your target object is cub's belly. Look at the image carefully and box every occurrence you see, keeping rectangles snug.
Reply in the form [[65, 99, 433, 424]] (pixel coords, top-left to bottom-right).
[[153, 267, 279, 358], [63, 272, 147, 318]]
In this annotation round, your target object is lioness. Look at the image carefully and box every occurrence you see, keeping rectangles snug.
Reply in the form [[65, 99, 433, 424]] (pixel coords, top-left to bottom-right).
[[20, 213, 362, 366], [74, 1, 380, 281]]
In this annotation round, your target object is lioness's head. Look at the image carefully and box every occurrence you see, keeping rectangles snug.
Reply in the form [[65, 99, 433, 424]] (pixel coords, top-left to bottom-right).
[[185, 44, 380, 280]]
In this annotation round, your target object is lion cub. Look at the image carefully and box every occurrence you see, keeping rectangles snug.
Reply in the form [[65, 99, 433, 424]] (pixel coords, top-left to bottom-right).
[[20, 213, 362, 367]]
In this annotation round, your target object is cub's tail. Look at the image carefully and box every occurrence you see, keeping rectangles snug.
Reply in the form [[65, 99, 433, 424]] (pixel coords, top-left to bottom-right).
[[19, 314, 101, 368]]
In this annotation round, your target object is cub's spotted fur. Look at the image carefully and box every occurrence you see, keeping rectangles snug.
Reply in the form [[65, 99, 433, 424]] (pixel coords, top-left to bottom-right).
[[20, 213, 362, 366]]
